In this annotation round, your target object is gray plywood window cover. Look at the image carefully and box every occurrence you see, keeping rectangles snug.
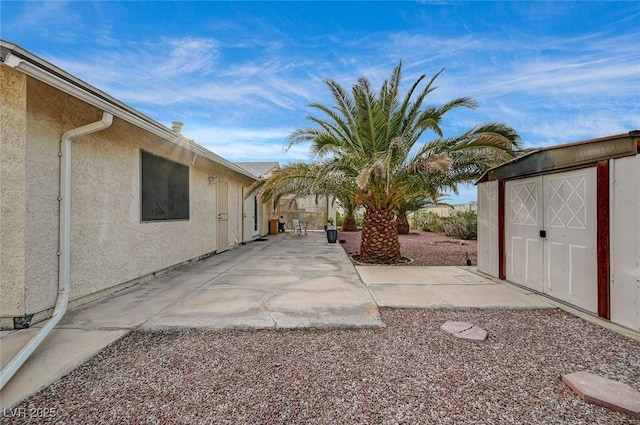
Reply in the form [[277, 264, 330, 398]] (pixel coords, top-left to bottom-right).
[[141, 150, 190, 221]]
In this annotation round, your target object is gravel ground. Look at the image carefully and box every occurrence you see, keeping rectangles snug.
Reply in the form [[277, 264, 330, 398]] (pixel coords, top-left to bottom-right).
[[339, 230, 477, 266], [6, 309, 639, 424]]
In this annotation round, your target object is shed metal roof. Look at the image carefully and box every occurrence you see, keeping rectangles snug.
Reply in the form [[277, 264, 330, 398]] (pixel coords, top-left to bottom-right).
[[477, 131, 640, 183]]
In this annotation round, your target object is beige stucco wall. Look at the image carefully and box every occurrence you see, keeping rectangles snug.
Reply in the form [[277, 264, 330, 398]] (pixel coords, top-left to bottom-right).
[[1, 70, 257, 326], [0, 66, 28, 321], [243, 192, 269, 240]]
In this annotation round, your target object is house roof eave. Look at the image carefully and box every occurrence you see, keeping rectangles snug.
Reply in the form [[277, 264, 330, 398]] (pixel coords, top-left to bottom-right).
[[0, 40, 260, 181]]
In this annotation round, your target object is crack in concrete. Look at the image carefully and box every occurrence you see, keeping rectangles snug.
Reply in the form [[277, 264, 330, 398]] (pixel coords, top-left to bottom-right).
[[456, 325, 475, 334]]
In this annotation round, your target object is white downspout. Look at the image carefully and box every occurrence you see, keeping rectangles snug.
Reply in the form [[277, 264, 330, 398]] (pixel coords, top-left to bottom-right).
[[0, 112, 113, 390]]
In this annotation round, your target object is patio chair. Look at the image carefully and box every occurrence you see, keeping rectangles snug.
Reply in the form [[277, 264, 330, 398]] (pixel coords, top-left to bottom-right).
[[291, 219, 302, 236], [290, 219, 308, 236]]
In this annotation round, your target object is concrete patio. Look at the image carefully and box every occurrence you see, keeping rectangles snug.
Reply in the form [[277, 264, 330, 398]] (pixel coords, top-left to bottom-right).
[[0, 230, 583, 408]]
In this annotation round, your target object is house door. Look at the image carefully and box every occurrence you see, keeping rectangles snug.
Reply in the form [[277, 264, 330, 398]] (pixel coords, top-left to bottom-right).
[[216, 179, 229, 253], [505, 168, 598, 313], [252, 196, 260, 237]]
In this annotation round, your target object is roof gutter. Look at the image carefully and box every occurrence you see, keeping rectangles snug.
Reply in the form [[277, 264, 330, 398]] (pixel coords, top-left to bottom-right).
[[0, 41, 258, 181], [0, 112, 114, 390]]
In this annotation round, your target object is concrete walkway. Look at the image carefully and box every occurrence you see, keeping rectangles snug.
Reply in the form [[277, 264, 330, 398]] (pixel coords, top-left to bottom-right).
[[358, 265, 553, 309], [1, 231, 552, 408]]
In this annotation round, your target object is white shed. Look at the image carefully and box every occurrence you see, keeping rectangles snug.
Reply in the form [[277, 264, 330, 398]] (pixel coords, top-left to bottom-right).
[[476, 131, 640, 332]]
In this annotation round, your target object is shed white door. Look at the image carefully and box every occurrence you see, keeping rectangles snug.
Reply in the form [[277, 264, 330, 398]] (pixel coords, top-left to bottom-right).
[[506, 168, 597, 313], [543, 168, 597, 312], [506, 176, 544, 292], [216, 179, 229, 253]]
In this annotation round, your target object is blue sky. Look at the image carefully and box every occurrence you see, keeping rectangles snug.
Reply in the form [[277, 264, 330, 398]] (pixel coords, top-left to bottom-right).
[[2, 1, 639, 203]]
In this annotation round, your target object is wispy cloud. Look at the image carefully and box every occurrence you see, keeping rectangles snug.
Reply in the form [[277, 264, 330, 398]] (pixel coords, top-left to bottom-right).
[[4, 1, 637, 203], [184, 125, 303, 161], [49, 36, 320, 124], [525, 112, 639, 145]]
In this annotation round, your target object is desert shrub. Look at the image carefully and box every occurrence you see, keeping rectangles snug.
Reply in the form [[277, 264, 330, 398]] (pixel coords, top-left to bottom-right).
[[417, 211, 444, 233], [411, 210, 477, 239], [336, 211, 344, 227], [440, 211, 477, 240], [410, 211, 422, 229]]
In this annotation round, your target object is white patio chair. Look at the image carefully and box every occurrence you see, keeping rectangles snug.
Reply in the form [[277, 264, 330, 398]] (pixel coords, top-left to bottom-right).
[[291, 219, 302, 236]]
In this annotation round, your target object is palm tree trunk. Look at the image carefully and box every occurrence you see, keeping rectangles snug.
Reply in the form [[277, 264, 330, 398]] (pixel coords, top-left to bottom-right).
[[360, 208, 401, 263], [396, 212, 410, 235], [342, 213, 357, 231]]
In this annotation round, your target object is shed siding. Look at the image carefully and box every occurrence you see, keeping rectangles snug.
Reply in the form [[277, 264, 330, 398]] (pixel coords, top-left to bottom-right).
[[476, 131, 639, 332], [610, 155, 640, 331], [477, 181, 499, 277]]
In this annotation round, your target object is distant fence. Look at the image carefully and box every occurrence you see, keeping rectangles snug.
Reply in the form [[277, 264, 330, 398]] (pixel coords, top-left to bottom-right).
[[420, 202, 477, 217]]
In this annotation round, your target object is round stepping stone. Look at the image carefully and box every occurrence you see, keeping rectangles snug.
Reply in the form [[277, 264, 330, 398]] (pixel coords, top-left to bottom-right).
[[562, 371, 640, 418], [441, 320, 488, 342]]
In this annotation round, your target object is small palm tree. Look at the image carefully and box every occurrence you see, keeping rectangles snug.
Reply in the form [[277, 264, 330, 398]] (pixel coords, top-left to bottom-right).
[[338, 195, 359, 232], [284, 61, 520, 263], [395, 195, 440, 235]]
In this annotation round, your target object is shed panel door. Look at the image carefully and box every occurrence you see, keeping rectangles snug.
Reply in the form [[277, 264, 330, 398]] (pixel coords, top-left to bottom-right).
[[216, 180, 229, 253], [505, 177, 544, 292], [543, 168, 597, 313]]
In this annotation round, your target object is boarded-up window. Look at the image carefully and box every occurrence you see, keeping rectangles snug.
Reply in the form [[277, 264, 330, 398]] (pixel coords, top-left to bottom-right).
[[141, 151, 189, 221]]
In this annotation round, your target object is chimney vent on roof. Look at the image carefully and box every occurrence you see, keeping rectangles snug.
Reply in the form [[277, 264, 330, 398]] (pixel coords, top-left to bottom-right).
[[171, 121, 184, 133]]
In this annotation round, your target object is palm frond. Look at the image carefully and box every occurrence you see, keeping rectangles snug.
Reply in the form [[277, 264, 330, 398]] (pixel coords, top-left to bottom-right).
[[270, 61, 520, 222]]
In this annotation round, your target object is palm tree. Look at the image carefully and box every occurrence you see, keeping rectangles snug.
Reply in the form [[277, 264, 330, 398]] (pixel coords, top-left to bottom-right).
[[252, 160, 358, 228], [395, 195, 439, 235], [283, 61, 521, 263], [338, 195, 358, 231]]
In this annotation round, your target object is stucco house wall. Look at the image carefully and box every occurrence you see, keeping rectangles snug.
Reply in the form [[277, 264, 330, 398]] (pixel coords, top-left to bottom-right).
[[234, 162, 278, 240], [0, 54, 261, 329], [0, 65, 28, 321]]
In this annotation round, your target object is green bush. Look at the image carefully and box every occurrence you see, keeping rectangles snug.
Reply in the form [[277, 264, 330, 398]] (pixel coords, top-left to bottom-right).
[[440, 211, 477, 240], [411, 210, 477, 240], [336, 211, 344, 227], [412, 211, 444, 233]]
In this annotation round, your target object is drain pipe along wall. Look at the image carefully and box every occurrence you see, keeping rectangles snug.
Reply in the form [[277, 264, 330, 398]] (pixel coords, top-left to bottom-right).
[[0, 112, 114, 390]]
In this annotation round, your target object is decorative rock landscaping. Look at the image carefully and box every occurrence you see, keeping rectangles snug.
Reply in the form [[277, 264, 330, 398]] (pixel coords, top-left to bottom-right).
[[5, 309, 639, 424]]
